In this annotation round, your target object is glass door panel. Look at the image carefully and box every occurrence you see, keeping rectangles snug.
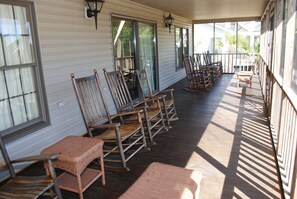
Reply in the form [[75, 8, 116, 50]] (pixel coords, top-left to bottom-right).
[[175, 28, 182, 68], [112, 18, 135, 71], [138, 22, 156, 90], [112, 18, 138, 98]]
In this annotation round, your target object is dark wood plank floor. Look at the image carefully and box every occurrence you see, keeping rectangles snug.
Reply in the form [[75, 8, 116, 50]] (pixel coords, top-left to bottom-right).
[[24, 74, 282, 199]]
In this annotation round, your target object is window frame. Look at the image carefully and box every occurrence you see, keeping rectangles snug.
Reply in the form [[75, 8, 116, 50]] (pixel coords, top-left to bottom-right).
[[0, 0, 50, 141], [175, 27, 189, 71]]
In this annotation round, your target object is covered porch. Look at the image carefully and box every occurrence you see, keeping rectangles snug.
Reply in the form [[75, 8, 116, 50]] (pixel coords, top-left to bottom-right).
[[23, 74, 282, 198], [1, 0, 296, 198]]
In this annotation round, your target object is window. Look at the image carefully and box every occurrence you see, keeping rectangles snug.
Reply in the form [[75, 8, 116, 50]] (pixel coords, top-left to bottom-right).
[[175, 27, 189, 70], [0, 1, 49, 140]]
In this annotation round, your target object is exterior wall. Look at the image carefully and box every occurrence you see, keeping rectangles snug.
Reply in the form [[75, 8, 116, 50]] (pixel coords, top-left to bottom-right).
[[1, 0, 192, 171], [259, 0, 297, 198], [158, 19, 193, 89]]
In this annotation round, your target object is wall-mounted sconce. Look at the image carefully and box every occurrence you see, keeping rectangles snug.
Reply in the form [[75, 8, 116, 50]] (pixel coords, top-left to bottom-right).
[[85, 0, 105, 30], [164, 13, 174, 33]]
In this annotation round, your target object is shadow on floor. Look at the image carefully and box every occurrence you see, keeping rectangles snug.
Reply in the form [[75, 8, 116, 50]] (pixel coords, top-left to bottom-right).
[[23, 74, 281, 199]]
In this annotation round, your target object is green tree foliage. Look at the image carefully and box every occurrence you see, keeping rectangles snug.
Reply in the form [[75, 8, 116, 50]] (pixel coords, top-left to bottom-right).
[[225, 32, 250, 53], [254, 39, 260, 53], [215, 39, 223, 52]]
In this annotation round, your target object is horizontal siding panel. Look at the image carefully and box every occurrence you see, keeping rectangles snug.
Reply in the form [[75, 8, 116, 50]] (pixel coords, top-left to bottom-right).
[[41, 45, 112, 56], [41, 49, 112, 63], [38, 29, 111, 39], [36, 0, 83, 8], [39, 36, 112, 46], [44, 64, 111, 84], [42, 56, 113, 70]]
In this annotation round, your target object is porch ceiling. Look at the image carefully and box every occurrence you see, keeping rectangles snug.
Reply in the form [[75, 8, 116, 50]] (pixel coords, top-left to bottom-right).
[[130, 0, 269, 22]]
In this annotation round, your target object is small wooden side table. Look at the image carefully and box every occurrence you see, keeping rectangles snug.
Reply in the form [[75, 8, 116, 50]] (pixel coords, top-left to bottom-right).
[[42, 136, 105, 199], [237, 71, 253, 88]]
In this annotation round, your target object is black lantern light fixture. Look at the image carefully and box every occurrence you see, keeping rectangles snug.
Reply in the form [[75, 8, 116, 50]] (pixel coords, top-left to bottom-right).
[[164, 13, 174, 33], [85, 0, 105, 29]]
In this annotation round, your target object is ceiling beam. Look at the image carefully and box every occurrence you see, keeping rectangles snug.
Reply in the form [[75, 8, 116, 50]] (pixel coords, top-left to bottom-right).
[[193, 16, 261, 24], [261, 0, 275, 21]]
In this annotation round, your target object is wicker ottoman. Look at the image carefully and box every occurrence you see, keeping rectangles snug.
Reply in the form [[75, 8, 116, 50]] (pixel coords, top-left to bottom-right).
[[119, 162, 203, 199]]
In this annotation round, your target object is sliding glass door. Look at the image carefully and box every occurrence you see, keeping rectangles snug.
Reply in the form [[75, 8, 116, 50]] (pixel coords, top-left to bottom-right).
[[112, 17, 157, 98]]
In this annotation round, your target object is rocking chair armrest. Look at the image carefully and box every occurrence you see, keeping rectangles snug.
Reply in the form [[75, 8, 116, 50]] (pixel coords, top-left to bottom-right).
[[203, 63, 213, 67], [192, 70, 204, 75], [156, 88, 174, 95], [132, 100, 145, 107], [11, 153, 59, 164], [143, 96, 163, 109], [92, 123, 121, 129], [131, 102, 149, 110], [136, 98, 161, 109], [111, 110, 142, 118], [145, 95, 165, 101], [147, 95, 168, 105], [133, 97, 161, 106], [142, 96, 163, 104], [211, 61, 222, 65]]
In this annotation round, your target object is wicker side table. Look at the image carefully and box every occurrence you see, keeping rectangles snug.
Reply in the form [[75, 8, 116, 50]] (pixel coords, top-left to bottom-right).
[[42, 136, 105, 199]]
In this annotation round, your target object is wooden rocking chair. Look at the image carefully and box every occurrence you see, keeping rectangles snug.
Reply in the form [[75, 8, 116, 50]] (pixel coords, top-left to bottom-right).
[[202, 51, 222, 82], [190, 55, 213, 88], [103, 68, 167, 144], [136, 68, 178, 128], [183, 55, 212, 91], [0, 135, 62, 199], [71, 70, 147, 170], [204, 50, 223, 71]]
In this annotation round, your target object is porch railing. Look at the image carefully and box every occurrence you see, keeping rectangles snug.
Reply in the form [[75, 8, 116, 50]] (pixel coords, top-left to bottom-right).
[[116, 53, 259, 74], [194, 53, 258, 73], [259, 57, 297, 199]]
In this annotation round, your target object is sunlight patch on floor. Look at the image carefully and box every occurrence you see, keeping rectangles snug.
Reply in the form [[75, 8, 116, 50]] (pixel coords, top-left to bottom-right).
[[185, 151, 226, 199], [233, 187, 251, 198], [197, 123, 235, 168]]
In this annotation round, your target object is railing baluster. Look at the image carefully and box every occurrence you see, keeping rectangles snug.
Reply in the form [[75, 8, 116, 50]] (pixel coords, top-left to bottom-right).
[[229, 53, 234, 72]]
